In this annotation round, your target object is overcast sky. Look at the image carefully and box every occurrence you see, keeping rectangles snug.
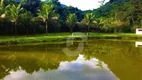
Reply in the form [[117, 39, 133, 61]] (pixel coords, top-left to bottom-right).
[[58, 0, 110, 10]]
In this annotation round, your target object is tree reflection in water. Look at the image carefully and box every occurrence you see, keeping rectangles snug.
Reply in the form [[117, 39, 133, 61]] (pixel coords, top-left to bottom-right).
[[1, 40, 142, 80], [4, 55, 118, 80]]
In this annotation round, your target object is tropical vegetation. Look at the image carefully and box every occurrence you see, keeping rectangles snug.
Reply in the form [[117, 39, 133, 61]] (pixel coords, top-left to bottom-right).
[[0, 0, 141, 36]]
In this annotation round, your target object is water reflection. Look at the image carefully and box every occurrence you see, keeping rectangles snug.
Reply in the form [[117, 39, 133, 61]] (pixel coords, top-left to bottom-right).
[[4, 55, 118, 80], [1, 39, 142, 80], [135, 42, 142, 47]]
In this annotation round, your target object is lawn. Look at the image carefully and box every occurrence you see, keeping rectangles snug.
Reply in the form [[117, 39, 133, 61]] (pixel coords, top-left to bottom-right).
[[0, 33, 142, 45]]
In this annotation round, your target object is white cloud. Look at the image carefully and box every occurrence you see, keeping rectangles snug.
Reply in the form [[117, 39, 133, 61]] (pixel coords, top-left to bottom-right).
[[59, 0, 110, 10]]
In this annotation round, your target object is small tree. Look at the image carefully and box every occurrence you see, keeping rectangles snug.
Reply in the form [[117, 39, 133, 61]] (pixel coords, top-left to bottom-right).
[[37, 2, 53, 35], [66, 13, 77, 34]]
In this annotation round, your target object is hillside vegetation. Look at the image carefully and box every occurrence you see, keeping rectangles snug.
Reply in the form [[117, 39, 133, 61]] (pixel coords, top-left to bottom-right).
[[0, 0, 141, 36]]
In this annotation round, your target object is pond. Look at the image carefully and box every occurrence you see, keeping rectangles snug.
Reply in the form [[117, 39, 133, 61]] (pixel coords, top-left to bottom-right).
[[0, 39, 142, 80]]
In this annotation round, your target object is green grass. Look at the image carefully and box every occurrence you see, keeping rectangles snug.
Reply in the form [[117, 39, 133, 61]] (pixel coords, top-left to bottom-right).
[[90, 33, 142, 37], [0, 32, 142, 45]]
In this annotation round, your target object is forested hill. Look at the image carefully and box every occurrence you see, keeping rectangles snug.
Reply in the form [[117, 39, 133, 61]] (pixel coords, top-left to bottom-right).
[[90, 0, 142, 32]]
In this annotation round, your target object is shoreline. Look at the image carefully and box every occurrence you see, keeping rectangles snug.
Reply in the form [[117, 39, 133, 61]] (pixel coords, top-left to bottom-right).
[[0, 33, 142, 45]]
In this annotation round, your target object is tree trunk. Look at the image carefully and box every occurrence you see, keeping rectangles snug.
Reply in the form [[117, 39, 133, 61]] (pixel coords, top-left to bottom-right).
[[114, 28, 117, 33], [130, 13, 135, 27], [54, 25, 56, 35], [26, 27, 28, 37], [14, 21, 17, 38], [45, 21, 48, 36], [70, 28, 72, 33], [70, 26, 73, 33], [57, 27, 60, 33], [87, 26, 90, 36], [33, 27, 36, 36], [85, 27, 87, 35]]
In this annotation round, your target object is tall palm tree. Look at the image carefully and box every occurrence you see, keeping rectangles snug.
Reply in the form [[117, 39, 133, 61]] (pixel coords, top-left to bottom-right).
[[5, 3, 23, 37], [81, 13, 95, 35], [66, 13, 77, 34], [37, 2, 53, 36]]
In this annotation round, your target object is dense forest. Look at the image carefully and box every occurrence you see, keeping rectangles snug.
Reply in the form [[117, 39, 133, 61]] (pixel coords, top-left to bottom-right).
[[0, 0, 142, 36]]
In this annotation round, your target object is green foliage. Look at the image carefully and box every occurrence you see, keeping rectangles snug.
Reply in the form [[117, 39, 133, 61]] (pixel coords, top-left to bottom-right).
[[3, 0, 19, 5], [0, 0, 5, 19], [92, 0, 142, 33], [5, 4, 23, 23], [4, 3, 24, 37], [66, 13, 77, 26], [81, 12, 96, 33], [37, 2, 54, 35], [98, 17, 128, 32], [20, 11, 32, 22], [66, 13, 77, 33], [37, 2, 53, 22], [0, 0, 141, 35], [0, 0, 84, 35], [50, 11, 61, 33], [82, 13, 95, 27], [22, 0, 41, 14]]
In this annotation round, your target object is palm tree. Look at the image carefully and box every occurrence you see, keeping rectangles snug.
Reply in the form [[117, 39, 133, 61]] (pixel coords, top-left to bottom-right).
[[81, 13, 95, 35], [66, 13, 77, 34], [5, 3, 23, 37], [37, 2, 53, 36]]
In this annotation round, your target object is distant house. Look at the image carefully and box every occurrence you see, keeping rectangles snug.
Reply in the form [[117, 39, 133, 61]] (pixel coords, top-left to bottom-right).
[[136, 28, 142, 34]]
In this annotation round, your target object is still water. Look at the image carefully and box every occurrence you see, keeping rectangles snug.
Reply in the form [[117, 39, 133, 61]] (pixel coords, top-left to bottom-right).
[[0, 39, 142, 80]]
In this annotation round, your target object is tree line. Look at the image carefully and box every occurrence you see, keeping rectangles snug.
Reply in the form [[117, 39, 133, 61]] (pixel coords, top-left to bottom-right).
[[0, 0, 142, 36], [0, 0, 83, 36]]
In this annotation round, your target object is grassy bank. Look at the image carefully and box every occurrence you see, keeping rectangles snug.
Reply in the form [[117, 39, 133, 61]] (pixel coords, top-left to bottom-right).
[[90, 33, 142, 39], [0, 33, 142, 45]]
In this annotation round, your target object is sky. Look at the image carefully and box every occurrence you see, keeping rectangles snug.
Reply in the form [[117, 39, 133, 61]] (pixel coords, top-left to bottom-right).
[[58, 0, 110, 10]]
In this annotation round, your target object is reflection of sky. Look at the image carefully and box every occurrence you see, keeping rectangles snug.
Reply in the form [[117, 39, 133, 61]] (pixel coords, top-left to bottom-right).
[[135, 42, 142, 47], [4, 55, 118, 80]]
